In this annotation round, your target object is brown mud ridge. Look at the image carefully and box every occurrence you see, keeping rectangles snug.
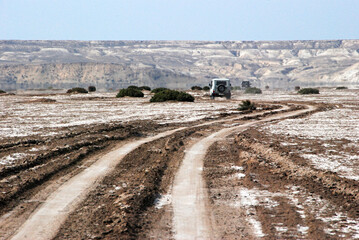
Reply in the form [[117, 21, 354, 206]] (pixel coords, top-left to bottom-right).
[[53, 127, 210, 240], [0, 120, 162, 214], [204, 120, 359, 239], [0, 102, 330, 239], [237, 130, 359, 216]]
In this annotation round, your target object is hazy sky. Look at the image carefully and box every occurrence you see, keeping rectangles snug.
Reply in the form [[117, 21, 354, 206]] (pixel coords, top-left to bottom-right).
[[0, 0, 358, 41]]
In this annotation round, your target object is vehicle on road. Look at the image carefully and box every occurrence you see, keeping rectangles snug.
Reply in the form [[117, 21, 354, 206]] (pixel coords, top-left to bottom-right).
[[209, 78, 231, 99]]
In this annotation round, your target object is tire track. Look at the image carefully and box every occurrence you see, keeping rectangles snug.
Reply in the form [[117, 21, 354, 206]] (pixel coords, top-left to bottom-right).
[[172, 105, 315, 240], [5, 104, 294, 239], [10, 128, 186, 240]]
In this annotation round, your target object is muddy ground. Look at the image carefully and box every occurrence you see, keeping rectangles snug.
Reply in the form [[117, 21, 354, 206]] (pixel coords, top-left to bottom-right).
[[204, 116, 359, 239], [1, 97, 358, 239]]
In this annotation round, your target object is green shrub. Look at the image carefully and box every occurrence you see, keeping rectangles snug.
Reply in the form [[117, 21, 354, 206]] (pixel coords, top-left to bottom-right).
[[244, 87, 262, 94], [298, 88, 319, 94], [151, 87, 169, 93], [116, 88, 144, 98], [238, 100, 256, 111], [67, 87, 88, 94], [191, 86, 202, 90], [232, 86, 241, 90], [336, 86, 348, 90], [128, 85, 140, 90], [139, 86, 151, 91], [88, 86, 96, 92], [203, 86, 210, 91], [176, 91, 195, 102], [150, 89, 194, 102], [150, 90, 178, 102], [0, 89, 6, 94]]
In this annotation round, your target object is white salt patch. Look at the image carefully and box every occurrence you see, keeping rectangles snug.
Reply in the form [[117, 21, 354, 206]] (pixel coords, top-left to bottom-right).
[[0, 153, 27, 165], [154, 194, 172, 209], [323, 143, 336, 148], [301, 153, 359, 181], [233, 173, 245, 179], [235, 173, 246, 179], [324, 228, 336, 236], [297, 210, 306, 219], [29, 146, 47, 152], [275, 225, 288, 233], [231, 165, 244, 171], [264, 109, 359, 142], [347, 175, 359, 181], [297, 225, 309, 235], [262, 197, 280, 208], [239, 188, 282, 209], [249, 218, 266, 238], [236, 188, 287, 238], [281, 142, 298, 146], [240, 189, 259, 206], [0, 93, 240, 140], [285, 185, 359, 238]]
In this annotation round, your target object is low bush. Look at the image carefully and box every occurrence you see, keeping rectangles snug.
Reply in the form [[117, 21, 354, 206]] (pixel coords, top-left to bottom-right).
[[151, 87, 169, 93], [88, 86, 96, 92], [116, 88, 144, 98], [336, 86, 348, 90], [191, 86, 202, 90], [139, 86, 151, 91], [128, 85, 140, 90], [232, 86, 241, 90], [67, 87, 88, 94], [238, 100, 256, 111], [244, 87, 262, 94], [150, 89, 194, 102], [0, 89, 6, 94], [150, 90, 178, 102], [203, 86, 210, 91], [176, 91, 195, 102], [294, 86, 301, 91], [298, 88, 319, 94]]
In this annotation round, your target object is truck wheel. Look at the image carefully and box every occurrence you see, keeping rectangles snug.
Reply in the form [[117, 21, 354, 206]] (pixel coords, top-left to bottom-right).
[[218, 85, 226, 93]]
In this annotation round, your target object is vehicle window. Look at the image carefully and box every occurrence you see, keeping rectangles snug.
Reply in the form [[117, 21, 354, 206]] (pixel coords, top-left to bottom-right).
[[216, 81, 227, 85]]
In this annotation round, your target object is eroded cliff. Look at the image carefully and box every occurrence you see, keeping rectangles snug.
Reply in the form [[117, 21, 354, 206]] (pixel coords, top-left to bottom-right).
[[1, 40, 359, 90]]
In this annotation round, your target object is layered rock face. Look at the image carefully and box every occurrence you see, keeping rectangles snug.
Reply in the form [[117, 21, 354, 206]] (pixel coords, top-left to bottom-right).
[[1, 40, 359, 90], [0, 63, 194, 90]]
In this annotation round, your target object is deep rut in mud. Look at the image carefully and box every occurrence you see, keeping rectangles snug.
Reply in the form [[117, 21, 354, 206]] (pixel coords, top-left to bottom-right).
[[204, 126, 359, 239]]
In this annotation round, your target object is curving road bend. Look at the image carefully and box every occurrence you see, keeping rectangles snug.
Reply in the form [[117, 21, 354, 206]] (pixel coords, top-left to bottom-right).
[[6, 104, 308, 239], [171, 105, 315, 240]]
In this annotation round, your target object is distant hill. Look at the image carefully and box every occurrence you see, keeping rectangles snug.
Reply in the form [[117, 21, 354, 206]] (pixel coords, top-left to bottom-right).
[[1, 40, 359, 90]]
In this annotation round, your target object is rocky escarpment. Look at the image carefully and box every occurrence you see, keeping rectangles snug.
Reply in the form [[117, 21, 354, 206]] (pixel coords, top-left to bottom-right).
[[0, 63, 194, 90], [1, 40, 359, 90]]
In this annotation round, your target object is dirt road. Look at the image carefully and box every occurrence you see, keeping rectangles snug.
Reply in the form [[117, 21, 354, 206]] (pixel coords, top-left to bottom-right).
[[172, 105, 315, 240], [1, 103, 318, 239], [9, 127, 191, 240]]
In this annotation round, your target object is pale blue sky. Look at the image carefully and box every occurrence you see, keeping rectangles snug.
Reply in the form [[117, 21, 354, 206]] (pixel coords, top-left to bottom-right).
[[0, 0, 358, 41]]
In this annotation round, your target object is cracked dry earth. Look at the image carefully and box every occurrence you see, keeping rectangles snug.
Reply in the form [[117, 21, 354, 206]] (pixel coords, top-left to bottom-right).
[[1, 96, 359, 239]]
